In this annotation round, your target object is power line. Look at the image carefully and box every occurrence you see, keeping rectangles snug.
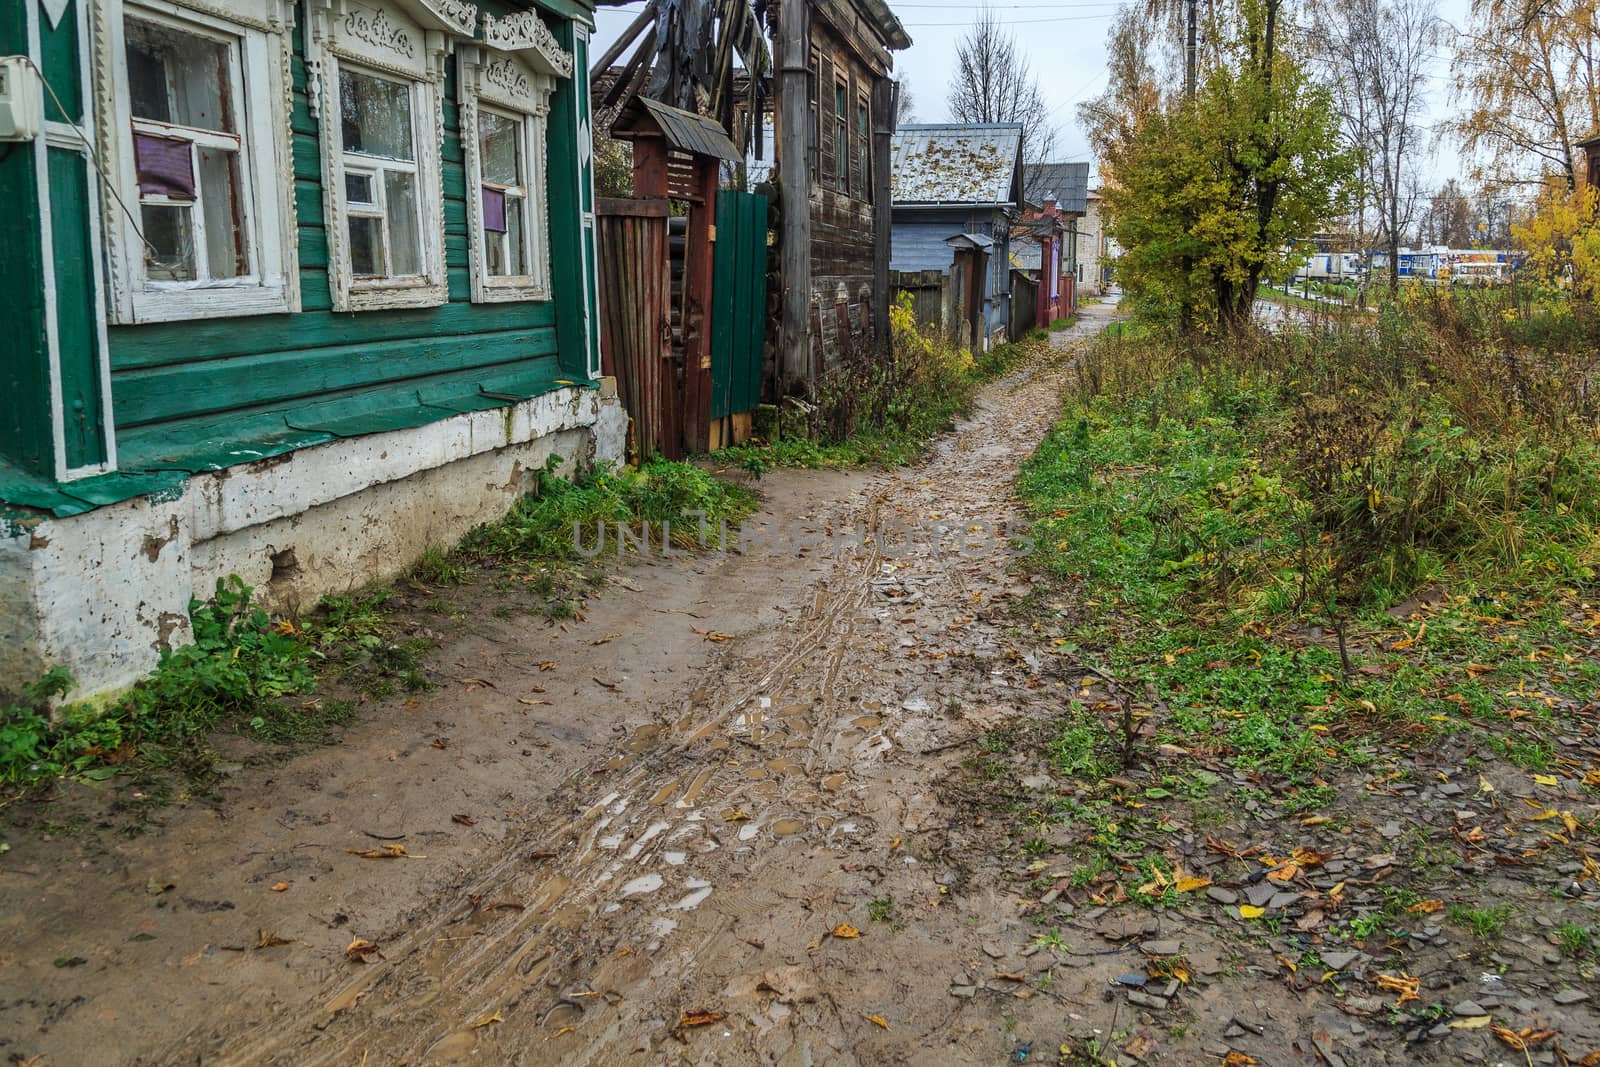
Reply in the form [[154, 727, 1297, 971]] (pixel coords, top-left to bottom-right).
[[902, 11, 1118, 24]]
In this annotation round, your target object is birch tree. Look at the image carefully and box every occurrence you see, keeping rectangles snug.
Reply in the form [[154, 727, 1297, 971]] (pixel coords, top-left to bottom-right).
[[948, 8, 1058, 161], [1316, 0, 1438, 291], [1447, 0, 1600, 189]]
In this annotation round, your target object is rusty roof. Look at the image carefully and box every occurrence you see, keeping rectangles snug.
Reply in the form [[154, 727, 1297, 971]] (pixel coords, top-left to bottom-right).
[[890, 123, 1023, 206]]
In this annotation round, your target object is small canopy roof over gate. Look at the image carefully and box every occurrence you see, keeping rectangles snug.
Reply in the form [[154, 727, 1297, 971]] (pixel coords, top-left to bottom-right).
[[613, 98, 741, 163]]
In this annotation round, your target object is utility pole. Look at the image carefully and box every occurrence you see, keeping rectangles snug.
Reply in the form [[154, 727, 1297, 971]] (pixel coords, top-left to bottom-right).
[[778, 0, 812, 396], [1184, 0, 1198, 99]]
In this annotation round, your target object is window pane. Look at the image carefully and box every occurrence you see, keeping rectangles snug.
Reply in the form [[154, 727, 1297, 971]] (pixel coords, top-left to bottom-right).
[[126, 18, 232, 133], [479, 112, 522, 187], [349, 215, 384, 276], [505, 196, 525, 276], [385, 170, 421, 276], [345, 173, 374, 204], [341, 69, 414, 160], [142, 204, 196, 281], [197, 146, 247, 278], [486, 230, 506, 275]]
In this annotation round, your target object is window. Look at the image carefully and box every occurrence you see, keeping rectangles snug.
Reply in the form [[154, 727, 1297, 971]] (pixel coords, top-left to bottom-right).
[[96, 0, 297, 323], [306, 0, 455, 312], [479, 110, 530, 277], [807, 48, 820, 184], [339, 68, 424, 280], [459, 41, 562, 303], [855, 93, 871, 202], [833, 77, 848, 192]]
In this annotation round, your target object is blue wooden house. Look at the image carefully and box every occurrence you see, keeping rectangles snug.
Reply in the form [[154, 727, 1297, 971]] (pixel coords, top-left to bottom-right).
[[0, 0, 620, 699], [888, 122, 1023, 348]]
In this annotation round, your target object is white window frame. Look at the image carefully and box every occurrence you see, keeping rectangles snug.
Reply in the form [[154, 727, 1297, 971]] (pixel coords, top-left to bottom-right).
[[458, 44, 554, 304], [305, 0, 469, 312], [91, 0, 298, 324]]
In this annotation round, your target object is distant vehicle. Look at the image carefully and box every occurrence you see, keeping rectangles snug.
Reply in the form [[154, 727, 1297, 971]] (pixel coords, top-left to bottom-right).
[[1447, 261, 1509, 287], [1291, 252, 1364, 283]]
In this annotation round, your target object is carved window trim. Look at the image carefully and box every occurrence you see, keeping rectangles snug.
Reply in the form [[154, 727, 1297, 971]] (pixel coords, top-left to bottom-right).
[[304, 0, 475, 312], [90, 0, 299, 324], [458, 44, 555, 304]]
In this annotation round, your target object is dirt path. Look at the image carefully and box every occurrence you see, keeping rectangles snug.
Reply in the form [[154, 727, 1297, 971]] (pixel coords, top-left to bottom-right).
[[24, 295, 1592, 1067], [0, 306, 1107, 1066]]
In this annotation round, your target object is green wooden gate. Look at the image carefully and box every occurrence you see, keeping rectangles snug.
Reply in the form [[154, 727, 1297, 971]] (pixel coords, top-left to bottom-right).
[[709, 190, 768, 420]]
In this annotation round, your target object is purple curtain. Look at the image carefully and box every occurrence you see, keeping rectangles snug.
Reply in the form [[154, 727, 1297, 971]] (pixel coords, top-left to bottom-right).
[[134, 132, 196, 199], [482, 186, 507, 233]]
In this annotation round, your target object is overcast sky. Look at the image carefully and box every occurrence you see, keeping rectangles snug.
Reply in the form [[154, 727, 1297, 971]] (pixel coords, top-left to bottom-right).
[[590, 0, 1476, 187]]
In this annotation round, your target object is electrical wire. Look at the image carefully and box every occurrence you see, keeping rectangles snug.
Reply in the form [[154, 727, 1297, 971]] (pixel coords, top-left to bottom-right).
[[21, 55, 154, 253]]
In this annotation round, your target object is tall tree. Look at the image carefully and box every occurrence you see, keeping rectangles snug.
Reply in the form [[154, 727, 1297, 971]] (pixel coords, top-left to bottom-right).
[[1316, 0, 1438, 291], [894, 76, 916, 125], [1447, 0, 1600, 189], [1078, 6, 1167, 184], [948, 8, 1057, 161], [1416, 179, 1476, 246], [1104, 0, 1358, 331]]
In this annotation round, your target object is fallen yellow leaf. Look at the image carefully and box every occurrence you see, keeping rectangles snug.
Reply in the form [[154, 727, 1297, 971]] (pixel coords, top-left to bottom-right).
[[1239, 904, 1265, 919], [832, 923, 862, 939], [1375, 972, 1420, 1005], [1175, 876, 1212, 893], [864, 1013, 890, 1030]]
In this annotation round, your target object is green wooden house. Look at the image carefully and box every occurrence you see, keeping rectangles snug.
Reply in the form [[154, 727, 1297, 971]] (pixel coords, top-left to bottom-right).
[[0, 0, 622, 700]]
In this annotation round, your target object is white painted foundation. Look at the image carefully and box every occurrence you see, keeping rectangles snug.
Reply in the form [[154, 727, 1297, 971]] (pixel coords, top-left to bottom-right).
[[0, 381, 627, 702]]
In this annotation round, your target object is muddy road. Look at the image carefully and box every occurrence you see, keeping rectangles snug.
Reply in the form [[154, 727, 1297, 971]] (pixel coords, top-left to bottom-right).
[[0, 304, 1107, 1066], [10, 294, 1594, 1067]]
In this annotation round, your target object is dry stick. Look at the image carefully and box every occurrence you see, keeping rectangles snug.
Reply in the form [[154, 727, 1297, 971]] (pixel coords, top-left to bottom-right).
[[1334, 614, 1353, 677]]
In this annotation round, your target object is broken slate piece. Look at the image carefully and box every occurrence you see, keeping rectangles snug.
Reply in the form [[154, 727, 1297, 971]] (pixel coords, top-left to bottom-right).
[[1140, 939, 1181, 956], [1126, 991, 1168, 1011], [1115, 972, 1148, 988]]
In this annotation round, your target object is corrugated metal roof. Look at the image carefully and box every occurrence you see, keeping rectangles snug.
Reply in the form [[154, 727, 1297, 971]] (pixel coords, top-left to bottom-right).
[[616, 97, 741, 162], [890, 123, 1023, 205], [1023, 162, 1090, 214]]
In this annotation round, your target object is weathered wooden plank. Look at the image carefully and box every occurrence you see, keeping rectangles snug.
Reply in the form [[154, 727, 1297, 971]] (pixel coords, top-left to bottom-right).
[[113, 299, 556, 369], [115, 331, 559, 427]]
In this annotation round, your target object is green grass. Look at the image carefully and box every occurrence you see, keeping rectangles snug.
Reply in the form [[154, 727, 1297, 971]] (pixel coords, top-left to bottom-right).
[[466, 458, 757, 563], [1015, 308, 1600, 798], [1448, 903, 1514, 940], [709, 311, 1050, 474], [3, 458, 755, 795]]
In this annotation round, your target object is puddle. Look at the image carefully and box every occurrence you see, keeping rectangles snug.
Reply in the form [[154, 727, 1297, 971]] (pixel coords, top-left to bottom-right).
[[619, 873, 663, 897], [626, 724, 663, 752], [770, 818, 805, 837], [677, 768, 716, 808], [671, 879, 714, 910], [821, 773, 847, 791], [421, 1028, 479, 1065], [663, 851, 687, 866]]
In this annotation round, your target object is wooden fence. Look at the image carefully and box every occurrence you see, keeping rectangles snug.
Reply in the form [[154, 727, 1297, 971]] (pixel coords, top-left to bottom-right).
[[1010, 271, 1037, 339], [597, 198, 673, 460], [889, 269, 966, 348]]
